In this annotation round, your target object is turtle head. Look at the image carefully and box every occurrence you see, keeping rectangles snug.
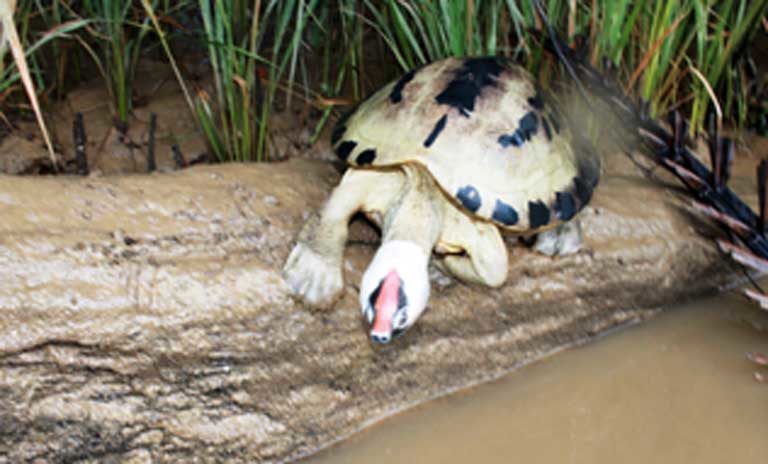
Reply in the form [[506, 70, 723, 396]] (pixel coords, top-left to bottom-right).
[[360, 240, 430, 344]]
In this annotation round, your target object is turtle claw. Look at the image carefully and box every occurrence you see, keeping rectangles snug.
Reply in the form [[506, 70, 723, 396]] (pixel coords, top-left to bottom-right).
[[283, 242, 344, 309], [533, 220, 583, 257]]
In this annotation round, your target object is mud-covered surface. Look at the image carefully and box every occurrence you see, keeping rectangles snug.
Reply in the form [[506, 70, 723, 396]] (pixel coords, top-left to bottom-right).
[[0, 145, 751, 462]]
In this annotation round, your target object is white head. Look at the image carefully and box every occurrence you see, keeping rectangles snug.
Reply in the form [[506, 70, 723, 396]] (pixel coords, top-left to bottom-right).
[[359, 240, 430, 344]]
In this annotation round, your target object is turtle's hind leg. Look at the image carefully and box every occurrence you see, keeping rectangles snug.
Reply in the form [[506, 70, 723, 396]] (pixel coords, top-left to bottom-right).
[[438, 209, 508, 287], [283, 169, 401, 309], [532, 220, 583, 257]]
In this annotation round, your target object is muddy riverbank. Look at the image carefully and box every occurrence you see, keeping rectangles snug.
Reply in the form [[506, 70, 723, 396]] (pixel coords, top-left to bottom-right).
[[0, 150, 751, 461]]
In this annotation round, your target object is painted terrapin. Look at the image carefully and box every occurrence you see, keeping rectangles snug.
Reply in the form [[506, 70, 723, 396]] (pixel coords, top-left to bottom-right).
[[283, 56, 600, 343]]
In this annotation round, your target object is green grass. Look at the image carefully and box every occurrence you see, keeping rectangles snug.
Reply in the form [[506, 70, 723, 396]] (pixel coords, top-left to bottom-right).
[[63, 0, 156, 129], [0, 1, 89, 104], [0, 0, 765, 161], [688, 1, 767, 134], [190, 0, 320, 162], [363, 0, 516, 71]]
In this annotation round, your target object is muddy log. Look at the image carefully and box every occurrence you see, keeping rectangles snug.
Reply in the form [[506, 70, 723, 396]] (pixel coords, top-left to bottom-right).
[[0, 157, 740, 462]]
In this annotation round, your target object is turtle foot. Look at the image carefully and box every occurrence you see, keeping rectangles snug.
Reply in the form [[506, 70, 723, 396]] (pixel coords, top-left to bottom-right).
[[533, 221, 583, 257], [283, 242, 344, 309]]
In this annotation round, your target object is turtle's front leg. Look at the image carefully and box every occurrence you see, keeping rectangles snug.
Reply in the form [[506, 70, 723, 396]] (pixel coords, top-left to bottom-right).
[[283, 169, 400, 309]]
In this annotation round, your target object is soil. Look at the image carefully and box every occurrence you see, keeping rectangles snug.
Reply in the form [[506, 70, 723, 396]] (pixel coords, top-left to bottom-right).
[[0, 60, 330, 176]]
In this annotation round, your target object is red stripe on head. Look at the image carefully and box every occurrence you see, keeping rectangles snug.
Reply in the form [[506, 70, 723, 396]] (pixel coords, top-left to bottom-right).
[[371, 270, 401, 334]]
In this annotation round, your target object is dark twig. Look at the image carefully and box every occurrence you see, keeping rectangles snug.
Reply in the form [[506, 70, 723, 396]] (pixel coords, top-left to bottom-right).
[[172, 144, 186, 169], [147, 113, 157, 173], [73, 112, 88, 176], [757, 160, 768, 232]]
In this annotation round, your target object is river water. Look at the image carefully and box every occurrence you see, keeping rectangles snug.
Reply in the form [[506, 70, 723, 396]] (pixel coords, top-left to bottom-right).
[[307, 290, 768, 463]]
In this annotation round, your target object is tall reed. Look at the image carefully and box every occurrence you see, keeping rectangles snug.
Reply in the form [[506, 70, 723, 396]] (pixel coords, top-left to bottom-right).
[[73, 0, 161, 129], [689, 1, 766, 133], [365, 0, 766, 134], [1, 0, 764, 165], [192, 0, 320, 162], [363, 0, 516, 71]]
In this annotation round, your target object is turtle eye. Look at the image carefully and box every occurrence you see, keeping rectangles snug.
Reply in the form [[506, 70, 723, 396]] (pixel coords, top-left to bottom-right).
[[363, 305, 375, 325]]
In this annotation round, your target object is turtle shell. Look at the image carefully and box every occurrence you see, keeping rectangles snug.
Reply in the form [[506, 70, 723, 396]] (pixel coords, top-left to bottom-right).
[[331, 56, 599, 233]]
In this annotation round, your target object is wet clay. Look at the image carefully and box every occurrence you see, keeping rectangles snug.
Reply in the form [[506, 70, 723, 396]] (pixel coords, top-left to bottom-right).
[[0, 152, 754, 462], [308, 291, 768, 464]]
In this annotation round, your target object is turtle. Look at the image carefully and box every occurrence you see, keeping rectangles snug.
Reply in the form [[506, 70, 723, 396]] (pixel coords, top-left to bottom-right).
[[283, 56, 600, 344]]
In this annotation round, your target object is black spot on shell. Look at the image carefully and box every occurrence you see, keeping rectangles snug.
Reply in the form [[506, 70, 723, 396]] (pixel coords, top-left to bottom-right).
[[456, 185, 482, 213], [436, 57, 505, 117], [528, 92, 544, 110], [390, 70, 416, 103], [356, 149, 377, 165], [491, 199, 519, 226], [331, 125, 346, 145], [519, 112, 539, 138], [335, 141, 357, 161], [573, 176, 593, 205], [528, 200, 550, 228], [498, 112, 539, 148], [498, 133, 524, 148], [553, 191, 576, 220], [542, 117, 552, 141], [424, 114, 448, 148]]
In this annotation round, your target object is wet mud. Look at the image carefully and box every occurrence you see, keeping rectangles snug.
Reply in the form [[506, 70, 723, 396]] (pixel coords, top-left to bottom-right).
[[0, 148, 753, 461]]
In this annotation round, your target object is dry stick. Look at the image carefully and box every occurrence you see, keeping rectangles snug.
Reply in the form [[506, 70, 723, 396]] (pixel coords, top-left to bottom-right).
[[534, 5, 768, 332], [743, 289, 768, 311], [692, 203, 752, 237], [73, 113, 88, 176], [537, 28, 768, 260], [718, 239, 768, 275], [171, 144, 186, 169], [147, 113, 157, 173]]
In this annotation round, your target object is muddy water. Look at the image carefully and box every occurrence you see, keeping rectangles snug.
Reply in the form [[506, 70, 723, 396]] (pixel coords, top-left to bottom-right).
[[308, 292, 768, 464]]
